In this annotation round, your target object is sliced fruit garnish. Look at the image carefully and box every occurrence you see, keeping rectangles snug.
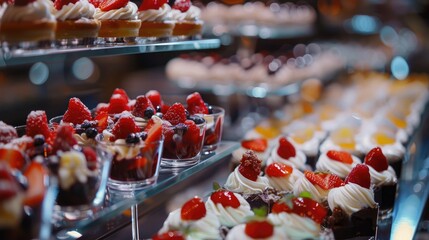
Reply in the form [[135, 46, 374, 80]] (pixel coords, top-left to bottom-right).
[[271, 201, 292, 214], [290, 197, 327, 224], [152, 231, 185, 240], [111, 115, 140, 140], [373, 132, 396, 145], [326, 150, 353, 164], [186, 92, 208, 115], [63, 97, 92, 125], [94, 111, 109, 133], [99, 0, 129, 11], [26, 110, 51, 140], [0, 148, 26, 170], [277, 137, 296, 159], [139, 0, 167, 11], [245, 220, 273, 238], [23, 162, 47, 207], [180, 196, 206, 221], [265, 162, 293, 177], [304, 171, 344, 190], [0, 121, 18, 144], [108, 93, 130, 114], [345, 164, 371, 189], [364, 147, 388, 172], [163, 103, 187, 126], [241, 138, 268, 152], [238, 150, 262, 181], [172, 0, 190, 12], [254, 125, 280, 139], [210, 189, 240, 208], [88, 0, 102, 7]]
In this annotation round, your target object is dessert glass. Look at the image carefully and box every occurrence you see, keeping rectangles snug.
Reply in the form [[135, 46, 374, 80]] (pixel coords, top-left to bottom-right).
[[161, 122, 206, 168], [202, 106, 224, 152], [97, 135, 163, 191]]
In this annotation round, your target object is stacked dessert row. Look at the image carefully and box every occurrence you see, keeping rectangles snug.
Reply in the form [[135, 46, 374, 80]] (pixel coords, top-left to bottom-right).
[[0, 0, 203, 43]]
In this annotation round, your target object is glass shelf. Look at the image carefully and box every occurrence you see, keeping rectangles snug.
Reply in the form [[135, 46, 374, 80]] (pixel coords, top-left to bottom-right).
[[53, 141, 239, 240], [204, 24, 314, 39], [0, 39, 221, 67]]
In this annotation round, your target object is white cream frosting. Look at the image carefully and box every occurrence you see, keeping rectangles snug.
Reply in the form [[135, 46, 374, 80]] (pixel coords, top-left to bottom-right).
[[170, 8, 186, 21], [268, 212, 320, 240], [158, 208, 221, 240], [357, 134, 406, 163], [288, 135, 321, 158], [267, 147, 307, 171], [205, 192, 253, 227], [224, 167, 270, 195], [320, 138, 363, 157], [2, 0, 55, 23], [315, 151, 361, 179], [232, 147, 269, 166], [327, 182, 376, 216], [183, 5, 200, 21], [266, 167, 303, 192], [226, 223, 289, 240], [293, 175, 329, 203], [53, 0, 95, 21], [368, 165, 397, 187], [94, 1, 138, 20], [58, 150, 95, 190], [138, 3, 171, 22]]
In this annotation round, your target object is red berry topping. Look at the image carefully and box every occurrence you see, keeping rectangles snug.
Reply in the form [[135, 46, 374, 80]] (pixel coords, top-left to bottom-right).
[[304, 171, 344, 190], [345, 164, 371, 189], [181, 196, 206, 221], [111, 115, 139, 140], [113, 88, 129, 101], [241, 138, 268, 152], [0, 121, 18, 144], [54, 0, 78, 10], [210, 190, 240, 208], [132, 95, 155, 118], [163, 103, 187, 126], [271, 202, 292, 214], [23, 162, 47, 207], [0, 163, 19, 200], [364, 147, 388, 172], [88, 0, 102, 7], [327, 150, 353, 164], [99, 0, 128, 11], [152, 231, 185, 240], [172, 0, 190, 12], [139, 0, 167, 11], [108, 93, 130, 114], [183, 119, 201, 145], [186, 92, 208, 115], [290, 197, 328, 224], [238, 150, 262, 181], [83, 147, 97, 171], [245, 220, 273, 238], [94, 111, 109, 133], [95, 102, 109, 115], [26, 110, 51, 140], [145, 90, 163, 108], [52, 125, 78, 152], [0, 148, 25, 170], [277, 137, 296, 159], [63, 97, 92, 125], [265, 162, 293, 177]]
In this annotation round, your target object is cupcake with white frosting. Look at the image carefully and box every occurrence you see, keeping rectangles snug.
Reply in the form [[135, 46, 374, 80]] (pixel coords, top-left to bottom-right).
[[265, 162, 303, 192], [170, 0, 203, 37], [267, 136, 307, 171], [316, 150, 361, 179], [137, 0, 174, 38]]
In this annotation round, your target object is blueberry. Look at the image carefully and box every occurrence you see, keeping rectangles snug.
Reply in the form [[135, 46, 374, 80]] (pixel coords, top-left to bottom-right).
[[155, 112, 163, 119], [33, 134, 45, 147], [144, 108, 155, 119], [85, 128, 98, 139], [75, 127, 85, 135], [81, 120, 91, 129], [126, 133, 140, 144], [138, 132, 147, 141], [189, 115, 205, 124], [207, 105, 214, 114], [156, 105, 162, 112]]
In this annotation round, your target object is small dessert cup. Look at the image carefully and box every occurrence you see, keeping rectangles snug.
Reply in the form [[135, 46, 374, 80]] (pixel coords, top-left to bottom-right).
[[97, 135, 163, 191], [161, 122, 206, 168], [202, 106, 224, 152]]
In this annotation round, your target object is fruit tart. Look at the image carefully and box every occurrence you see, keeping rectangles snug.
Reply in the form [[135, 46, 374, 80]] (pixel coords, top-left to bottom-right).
[[316, 150, 361, 179], [264, 162, 303, 192], [137, 0, 174, 38], [0, 0, 56, 43], [266, 137, 307, 171], [52, 0, 101, 40], [170, 0, 203, 37]]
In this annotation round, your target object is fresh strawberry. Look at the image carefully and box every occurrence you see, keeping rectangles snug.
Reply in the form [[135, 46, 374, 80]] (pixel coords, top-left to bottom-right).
[[113, 88, 129, 101], [277, 137, 296, 159], [172, 0, 190, 12], [63, 97, 92, 125], [245, 220, 273, 238], [94, 111, 109, 133], [108, 93, 130, 114], [161, 104, 170, 114], [345, 164, 371, 189], [291, 197, 327, 224], [181, 196, 206, 220], [82, 147, 97, 171], [14, 0, 36, 6], [238, 150, 262, 181], [139, 0, 167, 11], [0, 148, 26, 170], [95, 102, 109, 115], [241, 138, 268, 152], [163, 103, 187, 125], [145, 90, 163, 108], [364, 147, 388, 172], [99, 0, 128, 11], [152, 231, 185, 240], [183, 119, 202, 145], [145, 119, 162, 144], [54, 0, 78, 10], [327, 150, 353, 164], [271, 202, 292, 214], [23, 162, 47, 207], [111, 115, 139, 140], [52, 124, 77, 152], [132, 95, 156, 118], [304, 171, 344, 190], [265, 162, 293, 177], [186, 92, 208, 115], [0, 163, 20, 200], [0, 121, 18, 144], [210, 190, 240, 208], [88, 0, 102, 7], [26, 111, 51, 140]]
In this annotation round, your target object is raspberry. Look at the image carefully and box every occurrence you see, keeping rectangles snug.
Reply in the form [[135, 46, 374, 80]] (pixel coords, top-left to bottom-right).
[[52, 124, 78, 152], [111, 115, 139, 140], [163, 103, 187, 126], [63, 97, 92, 125], [26, 111, 51, 140], [238, 150, 262, 181], [132, 95, 155, 118]]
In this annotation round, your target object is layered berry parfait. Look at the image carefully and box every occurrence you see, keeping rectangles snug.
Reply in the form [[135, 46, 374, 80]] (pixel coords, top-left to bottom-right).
[[97, 112, 163, 191]]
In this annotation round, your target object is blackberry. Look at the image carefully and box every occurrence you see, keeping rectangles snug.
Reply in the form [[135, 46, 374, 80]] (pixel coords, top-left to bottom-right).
[[33, 134, 45, 147], [85, 128, 98, 139]]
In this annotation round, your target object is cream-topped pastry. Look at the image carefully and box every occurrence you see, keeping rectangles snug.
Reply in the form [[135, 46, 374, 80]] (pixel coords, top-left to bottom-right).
[[170, 0, 203, 36], [265, 162, 303, 192], [137, 2, 174, 37], [94, 0, 138, 20], [266, 137, 307, 171], [316, 150, 361, 179], [138, 3, 171, 22], [293, 170, 344, 203], [357, 129, 405, 162], [363, 147, 397, 187], [226, 221, 289, 240], [268, 212, 320, 240], [232, 138, 270, 167], [293, 174, 328, 203]]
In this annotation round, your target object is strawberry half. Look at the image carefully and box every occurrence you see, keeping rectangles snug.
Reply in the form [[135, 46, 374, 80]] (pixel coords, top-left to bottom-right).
[[88, 0, 102, 7], [277, 137, 296, 159], [163, 103, 187, 126], [94, 111, 109, 133], [180, 196, 206, 221], [238, 150, 262, 181], [132, 95, 155, 118], [265, 162, 293, 178], [345, 164, 371, 189], [327, 150, 353, 164], [23, 162, 47, 207], [304, 171, 344, 190], [241, 138, 268, 152], [0, 148, 26, 170], [210, 190, 240, 208], [364, 147, 388, 172], [111, 115, 139, 140], [152, 231, 185, 240], [145, 90, 163, 108], [290, 197, 327, 224], [0, 121, 18, 144], [108, 93, 130, 114], [63, 97, 92, 125], [54, 0, 78, 10], [172, 0, 190, 12], [139, 0, 167, 11], [245, 220, 273, 239], [271, 201, 292, 214], [26, 110, 51, 140], [99, 0, 129, 11], [186, 92, 208, 115]]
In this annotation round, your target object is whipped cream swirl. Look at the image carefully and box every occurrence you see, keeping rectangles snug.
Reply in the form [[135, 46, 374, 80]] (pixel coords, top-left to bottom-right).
[[53, 0, 95, 21], [183, 5, 200, 21], [267, 147, 307, 171], [138, 3, 171, 22], [226, 223, 289, 240], [268, 212, 320, 240], [293, 175, 329, 203], [316, 152, 361, 179], [266, 167, 303, 192], [224, 167, 270, 194], [2, 0, 55, 23], [205, 192, 253, 227], [328, 182, 376, 216], [94, 1, 138, 20], [368, 165, 397, 186]]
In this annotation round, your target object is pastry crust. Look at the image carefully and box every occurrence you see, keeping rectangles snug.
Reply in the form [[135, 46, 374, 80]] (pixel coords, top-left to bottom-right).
[[98, 19, 141, 38], [138, 21, 174, 38], [0, 20, 56, 42], [172, 20, 203, 37], [55, 19, 101, 39]]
